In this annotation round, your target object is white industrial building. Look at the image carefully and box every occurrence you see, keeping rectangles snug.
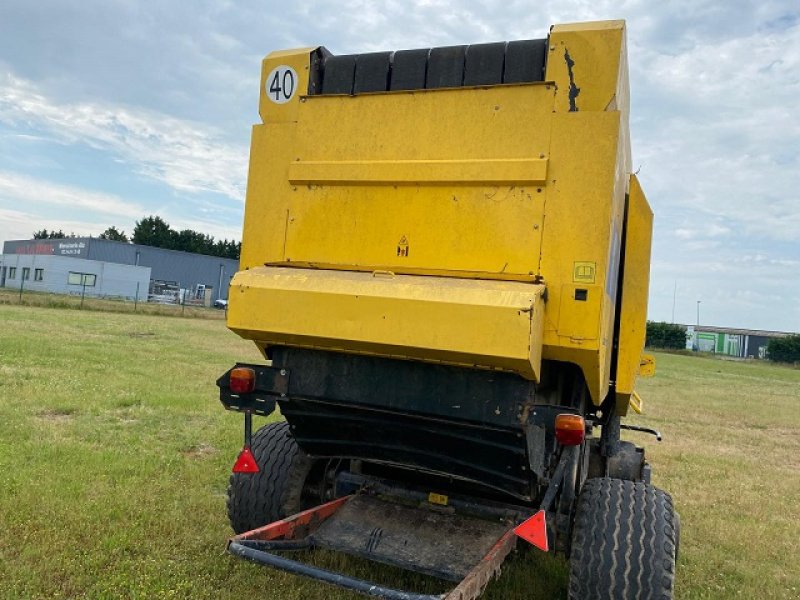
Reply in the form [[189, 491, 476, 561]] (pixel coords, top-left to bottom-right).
[[1, 237, 239, 303], [0, 253, 151, 300]]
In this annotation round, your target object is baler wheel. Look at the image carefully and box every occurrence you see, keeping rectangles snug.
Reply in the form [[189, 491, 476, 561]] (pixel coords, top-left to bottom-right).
[[568, 477, 678, 600], [227, 421, 314, 534]]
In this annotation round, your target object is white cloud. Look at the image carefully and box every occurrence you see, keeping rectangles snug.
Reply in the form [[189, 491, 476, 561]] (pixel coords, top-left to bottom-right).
[[0, 170, 144, 219], [0, 73, 248, 201], [0, 207, 118, 246]]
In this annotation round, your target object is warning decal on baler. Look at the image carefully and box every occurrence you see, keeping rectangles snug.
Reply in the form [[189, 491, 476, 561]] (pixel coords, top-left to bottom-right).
[[573, 261, 596, 283]]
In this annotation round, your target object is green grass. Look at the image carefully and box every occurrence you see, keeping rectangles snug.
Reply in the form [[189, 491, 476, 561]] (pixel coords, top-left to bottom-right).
[[0, 288, 225, 319], [0, 304, 798, 599]]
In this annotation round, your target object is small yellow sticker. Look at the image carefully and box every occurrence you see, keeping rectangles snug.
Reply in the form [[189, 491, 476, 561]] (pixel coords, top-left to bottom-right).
[[573, 261, 596, 283], [428, 492, 449, 506]]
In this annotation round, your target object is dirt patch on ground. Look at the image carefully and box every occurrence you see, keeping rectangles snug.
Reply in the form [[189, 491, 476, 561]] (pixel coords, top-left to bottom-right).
[[37, 407, 76, 423], [182, 443, 216, 459]]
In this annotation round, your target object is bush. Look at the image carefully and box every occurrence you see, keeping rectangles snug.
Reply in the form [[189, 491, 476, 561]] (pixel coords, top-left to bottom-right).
[[767, 335, 800, 364], [646, 321, 688, 350]]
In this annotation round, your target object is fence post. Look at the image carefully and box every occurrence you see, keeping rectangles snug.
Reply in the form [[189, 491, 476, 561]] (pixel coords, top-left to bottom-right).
[[134, 281, 139, 312], [18, 273, 24, 303]]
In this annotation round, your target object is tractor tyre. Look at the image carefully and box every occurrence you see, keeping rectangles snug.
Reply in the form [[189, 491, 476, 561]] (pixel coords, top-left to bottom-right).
[[227, 421, 314, 534], [568, 477, 678, 600]]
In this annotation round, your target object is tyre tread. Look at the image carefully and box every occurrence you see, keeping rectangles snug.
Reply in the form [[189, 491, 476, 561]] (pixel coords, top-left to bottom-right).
[[226, 421, 313, 534], [568, 477, 677, 600]]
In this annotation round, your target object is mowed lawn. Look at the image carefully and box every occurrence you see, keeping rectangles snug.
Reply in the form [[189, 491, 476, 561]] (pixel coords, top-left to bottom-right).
[[0, 304, 798, 599]]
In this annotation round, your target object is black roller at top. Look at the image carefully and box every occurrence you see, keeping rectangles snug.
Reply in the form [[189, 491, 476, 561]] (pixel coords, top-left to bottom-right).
[[309, 39, 548, 96]]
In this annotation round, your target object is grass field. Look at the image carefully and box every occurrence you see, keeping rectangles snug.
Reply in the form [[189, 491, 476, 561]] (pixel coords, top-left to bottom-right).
[[0, 288, 225, 320], [0, 304, 798, 599]]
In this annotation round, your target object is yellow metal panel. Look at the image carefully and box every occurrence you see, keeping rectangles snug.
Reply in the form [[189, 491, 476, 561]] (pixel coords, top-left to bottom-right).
[[287, 158, 548, 185], [639, 354, 656, 377], [283, 184, 544, 276], [258, 49, 315, 124], [295, 85, 555, 161], [546, 21, 625, 114], [244, 82, 556, 279], [539, 111, 624, 404], [239, 123, 296, 270], [557, 285, 601, 340], [227, 267, 546, 381], [615, 175, 654, 414]]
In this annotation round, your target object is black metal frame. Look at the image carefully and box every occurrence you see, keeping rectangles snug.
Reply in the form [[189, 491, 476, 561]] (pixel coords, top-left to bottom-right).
[[218, 348, 590, 503], [229, 540, 442, 600]]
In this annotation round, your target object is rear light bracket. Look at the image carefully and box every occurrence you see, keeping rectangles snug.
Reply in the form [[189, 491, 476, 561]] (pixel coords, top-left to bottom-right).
[[216, 363, 289, 416]]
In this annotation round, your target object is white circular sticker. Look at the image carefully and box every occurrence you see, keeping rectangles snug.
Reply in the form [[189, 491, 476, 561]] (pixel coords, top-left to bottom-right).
[[265, 65, 298, 104]]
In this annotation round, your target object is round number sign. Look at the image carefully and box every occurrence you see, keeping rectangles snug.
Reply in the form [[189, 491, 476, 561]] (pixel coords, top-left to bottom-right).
[[265, 65, 298, 104]]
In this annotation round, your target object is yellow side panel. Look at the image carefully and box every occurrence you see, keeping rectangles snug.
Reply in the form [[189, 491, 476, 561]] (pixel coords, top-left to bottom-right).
[[239, 124, 295, 270], [615, 175, 654, 414], [539, 111, 625, 405], [228, 267, 546, 381]]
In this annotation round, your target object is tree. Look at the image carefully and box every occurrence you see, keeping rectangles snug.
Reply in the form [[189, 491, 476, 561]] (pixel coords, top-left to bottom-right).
[[645, 321, 688, 350], [767, 335, 800, 364], [99, 226, 129, 242], [32, 229, 67, 239], [131, 215, 240, 259], [132, 216, 173, 247]]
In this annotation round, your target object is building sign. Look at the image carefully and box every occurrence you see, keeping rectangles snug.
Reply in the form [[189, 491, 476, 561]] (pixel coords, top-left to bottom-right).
[[5, 240, 88, 257], [14, 242, 55, 255], [57, 241, 87, 256]]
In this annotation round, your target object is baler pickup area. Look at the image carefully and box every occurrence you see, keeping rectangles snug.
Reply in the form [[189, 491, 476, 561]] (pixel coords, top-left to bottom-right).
[[227, 490, 522, 600]]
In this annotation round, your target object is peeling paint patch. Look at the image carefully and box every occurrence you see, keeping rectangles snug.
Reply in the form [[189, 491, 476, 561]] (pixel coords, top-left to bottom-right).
[[564, 49, 580, 111]]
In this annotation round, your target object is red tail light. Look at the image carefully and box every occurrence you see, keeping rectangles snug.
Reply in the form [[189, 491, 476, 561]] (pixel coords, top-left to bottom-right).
[[230, 367, 256, 394], [232, 446, 259, 473], [555, 414, 585, 446]]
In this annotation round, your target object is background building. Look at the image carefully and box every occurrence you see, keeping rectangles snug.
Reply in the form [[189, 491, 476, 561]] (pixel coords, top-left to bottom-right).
[[1, 237, 239, 303], [685, 325, 791, 359]]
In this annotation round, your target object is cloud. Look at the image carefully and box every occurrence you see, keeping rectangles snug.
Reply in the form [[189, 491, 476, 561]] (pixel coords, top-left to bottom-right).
[[0, 170, 143, 219], [0, 207, 117, 246], [0, 172, 240, 243], [0, 73, 248, 201]]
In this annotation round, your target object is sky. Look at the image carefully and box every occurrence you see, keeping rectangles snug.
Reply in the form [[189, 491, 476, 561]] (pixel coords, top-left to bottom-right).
[[0, 1, 798, 332]]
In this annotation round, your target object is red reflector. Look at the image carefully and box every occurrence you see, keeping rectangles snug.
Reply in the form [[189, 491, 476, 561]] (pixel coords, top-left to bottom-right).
[[514, 510, 549, 551], [555, 413, 585, 446], [232, 447, 259, 473], [230, 367, 256, 394]]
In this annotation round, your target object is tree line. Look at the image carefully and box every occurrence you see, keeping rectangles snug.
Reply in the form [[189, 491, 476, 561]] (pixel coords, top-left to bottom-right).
[[32, 216, 240, 260]]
